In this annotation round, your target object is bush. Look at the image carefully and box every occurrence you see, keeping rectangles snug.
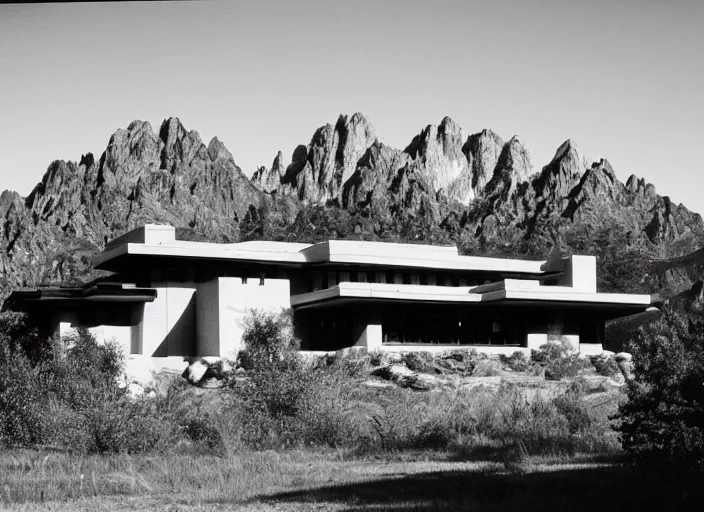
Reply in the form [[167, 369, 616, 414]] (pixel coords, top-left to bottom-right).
[[236, 309, 312, 447], [617, 306, 704, 467], [403, 351, 433, 372], [591, 354, 620, 377], [531, 342, 592, 380], [237, 308, 300, 372], [0, 323, 183, 453], [500, 351, 529, 372], [0, 348, 52, 446], [553, 390, 593, 434]]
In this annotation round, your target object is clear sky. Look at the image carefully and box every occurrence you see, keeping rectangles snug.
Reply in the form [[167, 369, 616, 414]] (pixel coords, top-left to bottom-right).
[[1, 0, 702, 211]]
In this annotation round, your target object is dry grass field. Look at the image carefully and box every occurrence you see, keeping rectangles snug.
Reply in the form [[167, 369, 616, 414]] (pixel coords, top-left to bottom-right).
[[1, 448, 701, 512]]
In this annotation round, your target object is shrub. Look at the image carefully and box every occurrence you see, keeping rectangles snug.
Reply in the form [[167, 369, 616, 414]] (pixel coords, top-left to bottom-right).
[[553, 390, 593, 434], [531, 342, 592, 380], [183, 415, 226, 453], [591, 354, 620, 377], [617, 306, 704, 467], [237, 308, 300, 372], [403, 351, 433, 372], [0, 311, 54, 365], [236, 309, 312, 447], [0, 348, 52, 446], [0, 323, 183, 453], [500, 351, 529, 372]]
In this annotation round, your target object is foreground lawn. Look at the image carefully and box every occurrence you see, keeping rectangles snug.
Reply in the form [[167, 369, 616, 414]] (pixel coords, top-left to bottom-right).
[[2, 449, 703, 511]]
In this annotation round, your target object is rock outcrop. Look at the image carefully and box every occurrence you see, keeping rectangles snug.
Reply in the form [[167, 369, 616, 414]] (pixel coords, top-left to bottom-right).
[[254, 113, 378, 204], [1, 112, 703, 298], [0, 118, 263, 292]]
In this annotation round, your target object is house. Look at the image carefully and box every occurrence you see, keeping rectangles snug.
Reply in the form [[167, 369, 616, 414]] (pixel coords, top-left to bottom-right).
[[5, 224, 653, 364]]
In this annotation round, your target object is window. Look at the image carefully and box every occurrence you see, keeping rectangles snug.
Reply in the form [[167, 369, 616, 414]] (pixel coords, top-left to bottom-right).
[[312, 271, 323, 291]]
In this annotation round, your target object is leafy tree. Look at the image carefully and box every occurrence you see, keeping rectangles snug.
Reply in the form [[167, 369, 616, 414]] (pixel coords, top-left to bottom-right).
[[617, 304, 704, 467], [561, 221, 654, 293]]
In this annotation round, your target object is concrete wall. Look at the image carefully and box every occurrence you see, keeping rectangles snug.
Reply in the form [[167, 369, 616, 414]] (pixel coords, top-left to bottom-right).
[[569, 256, 597, 293], [139, 270, 197, 357], [377, 344, 531, 356], [195, 278, 221, 356], [527, 333, 548, 351], [198, 276, 292, 358], [59, 322, 132, 356]]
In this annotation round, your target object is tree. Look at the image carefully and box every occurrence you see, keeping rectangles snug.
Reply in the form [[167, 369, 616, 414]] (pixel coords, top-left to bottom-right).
[[617, 304, 704, 467]]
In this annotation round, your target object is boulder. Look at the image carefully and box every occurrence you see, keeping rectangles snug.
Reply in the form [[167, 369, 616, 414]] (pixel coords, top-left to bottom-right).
[[471, 360, 501, 377], [370, 364, 419, 389], [369, 351, 402, 366], [403, 351, 433, 372], [410, 373, 442, 391], [124, 355, 157, 389], [127, 382, 145, 398], [614, 352, 634, 381], [183, 357, 239, 387], [183, 360, 210, 385]]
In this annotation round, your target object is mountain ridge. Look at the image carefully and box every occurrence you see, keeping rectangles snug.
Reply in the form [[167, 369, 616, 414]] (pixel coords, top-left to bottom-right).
[[1, 113, 702, 297]]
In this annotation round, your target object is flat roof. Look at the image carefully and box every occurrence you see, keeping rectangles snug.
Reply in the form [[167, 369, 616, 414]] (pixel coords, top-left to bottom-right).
[[4, 283, 157, 310], [290, 280, 653, 310], [95, 224, 547, 275]]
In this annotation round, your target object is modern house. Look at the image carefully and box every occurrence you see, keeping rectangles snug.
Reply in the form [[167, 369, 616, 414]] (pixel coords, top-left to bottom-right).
[[5, 224, 653, 362]]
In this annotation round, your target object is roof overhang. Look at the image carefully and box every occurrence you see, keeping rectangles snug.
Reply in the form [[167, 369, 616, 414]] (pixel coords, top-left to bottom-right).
[[291, 280, 653, 312], [4, 283, 157, 312], [94, 225, 548, 276]]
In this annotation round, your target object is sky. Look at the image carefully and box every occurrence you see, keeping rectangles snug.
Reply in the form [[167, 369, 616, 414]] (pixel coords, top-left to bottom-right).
[[1, 0, 703, 211]]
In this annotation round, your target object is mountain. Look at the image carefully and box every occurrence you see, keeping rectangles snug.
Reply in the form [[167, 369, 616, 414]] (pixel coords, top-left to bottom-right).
[[254, 113, 704, 256], [1, 113, 703, 297], [0, 118, 262, 290]]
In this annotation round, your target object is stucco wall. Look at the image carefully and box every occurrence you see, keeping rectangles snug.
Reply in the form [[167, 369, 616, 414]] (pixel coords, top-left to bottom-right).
[[59, 322, 132, 356], [199, 277, 292, 358], [140, 270, 197, 357], [195, 278, 221, 356]]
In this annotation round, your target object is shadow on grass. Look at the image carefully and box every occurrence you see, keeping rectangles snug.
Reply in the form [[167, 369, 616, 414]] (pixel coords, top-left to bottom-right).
[[255, 463, 704, 511]]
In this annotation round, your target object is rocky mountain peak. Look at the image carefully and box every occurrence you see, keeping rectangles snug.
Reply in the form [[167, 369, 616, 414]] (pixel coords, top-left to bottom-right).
[[1, 113, 703, 299], [405, 117, 472, 203], [0, 190, 22, 217], [207, 136, 232, 162], [551, 139, 587, 175], [533, 139, 589, 206], [253, 151, 286, 193], [251, 113, 379, 204], [481, 135, 533, 201], [158, 117, 186, 144], [500, 136, 533, 181], [333, 112, 378, 191], [463, 129, 505, 196]]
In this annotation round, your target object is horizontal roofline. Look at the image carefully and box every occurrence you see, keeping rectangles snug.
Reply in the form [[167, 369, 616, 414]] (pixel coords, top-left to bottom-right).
[[4, 283, 157, 310], [95, 225, 548, 274], [290, 280, 654, 309]]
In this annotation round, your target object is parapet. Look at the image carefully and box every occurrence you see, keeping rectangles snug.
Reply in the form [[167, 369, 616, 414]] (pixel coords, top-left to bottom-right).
[[105, 224, 176, 250]]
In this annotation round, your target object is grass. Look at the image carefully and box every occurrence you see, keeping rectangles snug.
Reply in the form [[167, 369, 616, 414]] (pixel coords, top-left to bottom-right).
[[2, 449, 702, 511], [0, 379, 627, 510]]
